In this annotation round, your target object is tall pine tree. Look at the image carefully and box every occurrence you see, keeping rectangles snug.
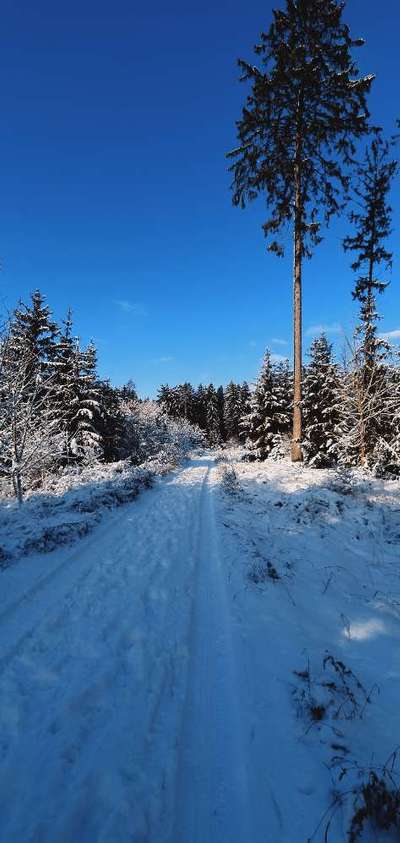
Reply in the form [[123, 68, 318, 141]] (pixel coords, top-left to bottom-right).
[[228, 0, 373, 461]]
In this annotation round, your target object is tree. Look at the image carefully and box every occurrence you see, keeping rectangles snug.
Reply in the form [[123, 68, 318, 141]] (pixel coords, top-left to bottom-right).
[[227, 0, 373, 462], [194, 384, 208, 431], [224, 382, 243, 441], [242, 352, 273, 459], [98, 380, 124, 462], [302, 335, 339, 467], [70, 340, 104, 460], [271, 360, 292, 438], [337, 339, 394, 468], [238, 382, 251, 442], [9, 290, 59, 384], [205, 384, 222, 445], [216, 385, 226, 441], [0, 323, 66, 502], [342, 132, 397, 463]]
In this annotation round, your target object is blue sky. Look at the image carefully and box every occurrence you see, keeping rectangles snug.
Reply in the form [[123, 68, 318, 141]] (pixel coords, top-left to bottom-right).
[[0, 0, 399, 396]]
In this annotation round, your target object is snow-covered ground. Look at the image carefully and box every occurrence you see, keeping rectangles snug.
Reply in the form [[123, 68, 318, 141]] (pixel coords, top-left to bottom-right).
[[1, 451, 399, 842]]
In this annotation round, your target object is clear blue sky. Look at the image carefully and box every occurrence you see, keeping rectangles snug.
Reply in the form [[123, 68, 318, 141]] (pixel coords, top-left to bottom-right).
[[1, 0, 399, 396]]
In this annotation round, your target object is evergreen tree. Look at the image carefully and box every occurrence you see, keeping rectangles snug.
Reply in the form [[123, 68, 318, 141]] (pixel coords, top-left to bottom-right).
[[9, 290, 59, 385], [243, 353, 293, 459], [0, 316, 65, 501], [98, 380, 124, 462], [272, 360, 292, 435], [120, 380, 138, 403], [216, 386, 226, 441], [194, 384, 208, 431], [368, 361, 400, 477], [205, 384, 222, 445], [238, 382, 251, 442], [49, 309, 78, 461], [343, 132, 397, 462], [70, 341, 104, 460], [302, 335, 339, 467], [158, 384, 175, 415], [179, 383, 195, 422], [224, 382, 242, 441], [242, 352, 272, 459], [228, 0, 373, 461]]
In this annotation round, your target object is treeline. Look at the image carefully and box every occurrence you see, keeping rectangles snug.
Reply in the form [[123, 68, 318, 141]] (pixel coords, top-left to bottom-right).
[[0, 290, 202, 503], [159, 332, 400, 477], [157, 382, 251, 444], [2, 281, 400, 506]]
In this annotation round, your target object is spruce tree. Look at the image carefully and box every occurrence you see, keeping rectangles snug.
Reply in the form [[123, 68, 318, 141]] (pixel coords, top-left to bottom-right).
[[272, 360, 292, 435], [194, 384, 208, 431], [242, 351, 274, 459], [71, 341, 104, 460], [120, 380, 138, 403], [216, 386, 226, 441], [343, 132, 397, 463], [302, 335, 339, 467], [224, 382, 242, 441], [205, 384, 222, 445], [179, 383, 195, 421], [238, 382, 251, 443], [98, 380, 124, 462], [228, 0, 373, 462], [9, 290, 59, 384]]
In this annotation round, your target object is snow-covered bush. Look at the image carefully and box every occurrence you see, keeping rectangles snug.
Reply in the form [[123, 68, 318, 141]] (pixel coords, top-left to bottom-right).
[[120, 399, 205, 466]]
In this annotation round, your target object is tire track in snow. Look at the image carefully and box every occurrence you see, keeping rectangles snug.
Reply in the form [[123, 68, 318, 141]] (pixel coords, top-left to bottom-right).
[[173, 464, 252, 843], [0, 456, 214, 842]]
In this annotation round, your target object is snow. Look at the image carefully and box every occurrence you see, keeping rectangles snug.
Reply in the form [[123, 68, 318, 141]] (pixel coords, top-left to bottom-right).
[[0, 450, 399, 842]]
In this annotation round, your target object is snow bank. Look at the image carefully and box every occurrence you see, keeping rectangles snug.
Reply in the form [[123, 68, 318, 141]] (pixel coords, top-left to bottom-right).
[[215, 453, 400, 841], [0, 449, 199, 565]]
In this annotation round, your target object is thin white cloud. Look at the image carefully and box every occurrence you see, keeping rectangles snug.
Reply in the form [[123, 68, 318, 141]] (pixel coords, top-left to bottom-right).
[[114, 299, 147, 316], [271, 337, 288, 346], [306, 322, 343, 337], [152, 355, 175, 364], [249, 340, 257, 348], [379, 329, 400, 341], [271, 353, 288, 363]]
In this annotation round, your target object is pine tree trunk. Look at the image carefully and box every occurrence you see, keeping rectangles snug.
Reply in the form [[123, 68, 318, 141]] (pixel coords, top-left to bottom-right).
[[291, 131, 303, 463]]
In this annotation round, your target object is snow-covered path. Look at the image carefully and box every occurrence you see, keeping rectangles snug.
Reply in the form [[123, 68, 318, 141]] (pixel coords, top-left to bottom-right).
[[2, 452, 400, 843], [0, 455, 254, 843], [174, 465, 251, 843]]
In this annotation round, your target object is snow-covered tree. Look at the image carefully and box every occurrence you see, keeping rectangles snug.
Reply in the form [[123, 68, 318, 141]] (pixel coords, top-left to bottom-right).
[[342, 132, 398, 464], [0, 325, 66, 502], [224, 382, 243, 441], [302, 335, 339, 467], [272, 360, 292, 431], [242, 351, 290, 460], [70, 340, 104, 461], [238, 382, 251, 443], [9, 290, 59, 384], [336, 339, 394, 469], [98, 380, 124, 462], [194, 384, 208, 431], [216, 386, 226, 442], [206, 384, 222, 445]]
